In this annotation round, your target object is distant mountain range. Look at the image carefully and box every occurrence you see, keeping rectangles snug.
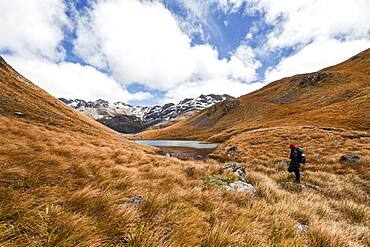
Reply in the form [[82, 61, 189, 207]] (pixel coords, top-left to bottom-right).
[[59, 94, 234, 133]]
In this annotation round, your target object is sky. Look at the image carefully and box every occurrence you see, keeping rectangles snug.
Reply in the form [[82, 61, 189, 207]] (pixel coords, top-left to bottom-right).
[[0, 0, 369, 105]]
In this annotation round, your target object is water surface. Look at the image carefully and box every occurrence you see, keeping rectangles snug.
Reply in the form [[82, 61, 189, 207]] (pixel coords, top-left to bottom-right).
[[135, 140, 218, 149], [135, 139, 218, 160]]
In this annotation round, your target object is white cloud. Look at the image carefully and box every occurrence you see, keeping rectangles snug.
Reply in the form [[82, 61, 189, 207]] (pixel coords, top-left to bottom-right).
[[242, 0, 370, 50], [3, 0, 367, 104], [0, 0, 70, 61], [220, 0, 370, 82], [0, 0, 154, 103], [162, 78, 266, 103], [74, 0, 260, 91], [264, 38, 370, 82], [5, 55, 152, 102]]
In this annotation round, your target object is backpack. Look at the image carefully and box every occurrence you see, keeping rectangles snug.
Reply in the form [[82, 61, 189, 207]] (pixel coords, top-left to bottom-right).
[[297, 147, 305, 164]]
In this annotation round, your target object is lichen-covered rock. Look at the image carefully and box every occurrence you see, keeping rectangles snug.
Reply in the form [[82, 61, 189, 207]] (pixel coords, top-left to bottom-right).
[[224, 163, 246, 181], [207, 175, 256, 196], [207, 175, 230, 187], [225, 181, 257, 195]]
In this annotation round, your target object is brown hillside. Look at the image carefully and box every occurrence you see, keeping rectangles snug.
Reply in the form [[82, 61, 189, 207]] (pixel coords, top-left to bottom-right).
[[1, 53, 369, 246], [140, 48, 370, 141]]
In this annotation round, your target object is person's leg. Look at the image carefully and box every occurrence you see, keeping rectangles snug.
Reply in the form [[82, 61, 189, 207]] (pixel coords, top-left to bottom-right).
[[294, 168, 300, 183]]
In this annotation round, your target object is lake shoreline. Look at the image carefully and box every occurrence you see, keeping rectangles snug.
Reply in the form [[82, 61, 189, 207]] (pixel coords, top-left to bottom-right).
[[134, 139, 218, 160]]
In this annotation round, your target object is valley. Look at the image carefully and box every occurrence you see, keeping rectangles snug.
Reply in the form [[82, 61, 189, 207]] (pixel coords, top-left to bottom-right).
[[0, 49, 369, 247]]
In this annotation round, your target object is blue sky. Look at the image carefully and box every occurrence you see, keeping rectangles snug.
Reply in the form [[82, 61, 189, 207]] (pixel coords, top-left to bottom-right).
[[1, 0, 369, 105]]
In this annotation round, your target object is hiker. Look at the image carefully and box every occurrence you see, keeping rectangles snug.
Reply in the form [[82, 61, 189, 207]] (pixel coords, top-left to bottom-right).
[[288, 144, 305, 183]]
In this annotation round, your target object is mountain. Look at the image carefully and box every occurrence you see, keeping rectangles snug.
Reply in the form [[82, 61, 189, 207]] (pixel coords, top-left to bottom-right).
[[59, 94, 234, 133], [140, 48, 370, 142]]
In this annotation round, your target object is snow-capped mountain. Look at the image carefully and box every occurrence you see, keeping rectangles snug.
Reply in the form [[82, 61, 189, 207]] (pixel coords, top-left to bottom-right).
[[59, 94, 234, 133]]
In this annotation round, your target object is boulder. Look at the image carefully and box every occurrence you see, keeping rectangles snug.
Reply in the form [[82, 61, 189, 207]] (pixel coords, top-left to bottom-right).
[[291, 72, 329, 88], [225, 181, 257, 195], [296, 223, 308, 234], [207, 175, 230, 187], [14, 112, 24, 116], [121, 195, 143, 207], [224, 163, 246, 182], [207, 175, 257, 196], [227, 146, 238, 153], [340, 154, 361, 164], [130, 195, 143, 204], [223, 100, 237, 113], [303, 183, 322, 192], [227, 146, 239, 157]]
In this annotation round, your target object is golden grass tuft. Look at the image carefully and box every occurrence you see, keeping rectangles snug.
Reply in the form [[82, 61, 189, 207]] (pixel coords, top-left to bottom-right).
[[1, 51, 370, 246]]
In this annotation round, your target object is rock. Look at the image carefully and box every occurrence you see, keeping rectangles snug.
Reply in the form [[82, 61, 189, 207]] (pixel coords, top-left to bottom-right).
[[223, 101, 237, 113], [227, 146, 238, 152], [14, 112, 24, 116], [292, 72, 329, 88], [282, 182, 322, 192], [121, 195, 143, 208], [206, 105, 217, 116], [224, 163, 246, 182], [0, 56, 9, 71], [185, 166, 195, 177], [208, 175, 230, 187], [225, 181, 257, 195], [227, 146, 238, 157], [303, 183, 322, 192], [235, 168, 246, 181], [340, 154, 361, 164], [224, 163, 238, 172], [296, 223, 308, 234], [208, 175, 257, 196], [128, 195, 143, 205], [195, 154, 203, 160]]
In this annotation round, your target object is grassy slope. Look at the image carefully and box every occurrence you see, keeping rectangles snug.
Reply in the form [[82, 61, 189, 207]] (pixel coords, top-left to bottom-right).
[[0, 52, 369, 247]]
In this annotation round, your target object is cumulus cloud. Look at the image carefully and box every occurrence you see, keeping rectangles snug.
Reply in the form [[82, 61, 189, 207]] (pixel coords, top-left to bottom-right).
[[0, 0, 154, 103], [0, 0, 70, 61], [74, 0, 260, 91], [1, 0, 368, 104], [264, 38, 370, 82], [5, 55, 152, 102], [249, 0, 370, 49], [162, 78, 266, 103], [217, 0, 370, 81], [172, 0, 370, 83]]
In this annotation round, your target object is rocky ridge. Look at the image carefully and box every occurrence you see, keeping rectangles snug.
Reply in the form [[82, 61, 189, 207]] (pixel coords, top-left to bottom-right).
[[60, 94, 234, 133]]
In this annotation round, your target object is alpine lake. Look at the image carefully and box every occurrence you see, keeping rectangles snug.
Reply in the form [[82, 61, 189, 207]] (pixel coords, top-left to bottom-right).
[[135, 140, 218, 160]]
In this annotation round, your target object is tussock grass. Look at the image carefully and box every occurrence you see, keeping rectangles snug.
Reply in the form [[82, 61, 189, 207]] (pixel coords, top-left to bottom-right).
[[1, 118, 369, 246], [1, 53, 369, 246]]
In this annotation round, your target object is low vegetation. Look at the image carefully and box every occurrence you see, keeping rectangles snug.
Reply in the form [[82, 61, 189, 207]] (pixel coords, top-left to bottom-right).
[[0, 51, 369, 246]]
